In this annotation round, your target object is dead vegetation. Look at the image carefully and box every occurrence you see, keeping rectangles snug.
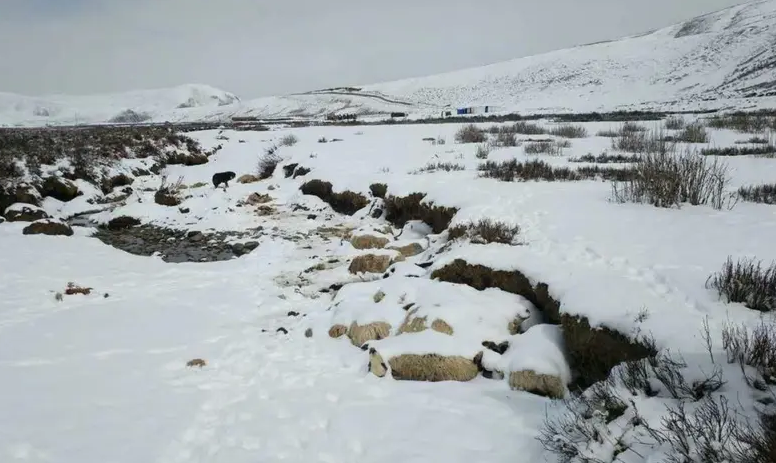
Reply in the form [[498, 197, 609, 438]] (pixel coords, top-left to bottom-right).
[[447, 218, 520, 245], [738, 183, 776, 205], [549, 124, 588, 139], [610, 144, 731, 210], [479, 159, 636, 182], [705, 112, 776, 133], [706, 256, 776, 312], [299, 179, 369, 215], [454, 124, 487, 143], [383, 192, 458, 233], [411, 162, 465, 174]]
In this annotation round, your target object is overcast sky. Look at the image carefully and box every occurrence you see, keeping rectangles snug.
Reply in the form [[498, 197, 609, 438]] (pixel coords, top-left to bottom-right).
[[0, 0, 748, 99]]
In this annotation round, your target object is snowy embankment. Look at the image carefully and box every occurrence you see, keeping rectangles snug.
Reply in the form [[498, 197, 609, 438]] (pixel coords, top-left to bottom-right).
[[2, 113, 776, 461]]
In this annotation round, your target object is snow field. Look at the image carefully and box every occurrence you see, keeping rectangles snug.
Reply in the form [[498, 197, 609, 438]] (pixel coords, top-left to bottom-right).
[[2, 115, 776, 462]]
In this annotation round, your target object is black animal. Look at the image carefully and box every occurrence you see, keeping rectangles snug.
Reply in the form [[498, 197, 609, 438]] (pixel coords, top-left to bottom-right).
[[212, 171, 236, 188]]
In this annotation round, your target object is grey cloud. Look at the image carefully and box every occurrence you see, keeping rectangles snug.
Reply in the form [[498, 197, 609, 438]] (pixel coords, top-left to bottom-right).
[[0, 0, 748, 98]]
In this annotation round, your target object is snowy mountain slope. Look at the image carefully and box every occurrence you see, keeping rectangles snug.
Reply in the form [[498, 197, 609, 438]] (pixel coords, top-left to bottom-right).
[[360, 0, 776, 113], [0, 84, 240, 126], [3, 0, 776, 127]]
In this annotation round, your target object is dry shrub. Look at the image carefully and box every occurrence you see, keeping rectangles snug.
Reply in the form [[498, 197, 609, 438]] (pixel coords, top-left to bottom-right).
[[475, 143, 491, 159], [706, 113, 775, 133], [383, 192, 458, 233], [550, 124, 588, 139], [257, 145, 282, 180], [665, 116, 686, 130], [511, 121, 548, 135], [569, 152, 640, 163], [279, 134, 298, 146], [496, 131, 518, 147], [65, 282, 93, 295], [430, 259, 561, 324], [525, 141, 566, 156], [369, 183, 388, 198], [412, 162, 465, 174], [701, 146, 776, 157], [479, 159, 589, 182], [673, 123, 709, 143], [613, 128, 674, 153], [706, 257, 776, 312], [455, 124, 487, 143], [299, 179, 368, 215], [611, 145, 731, 210], [154, 175, 184, 206], [447, 218, 520, 245], [738, 183, 776, 205]]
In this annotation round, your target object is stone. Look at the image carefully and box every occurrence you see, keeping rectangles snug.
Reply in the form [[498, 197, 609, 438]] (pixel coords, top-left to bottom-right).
[[348, 253, 402, 274], [350, 234, 389, 250], [4, 203, 50, 222], [237, 174, 260, 184], [386, 242, 424, 258], [42, 177, 80, 202], [107, 216, 141, 230]]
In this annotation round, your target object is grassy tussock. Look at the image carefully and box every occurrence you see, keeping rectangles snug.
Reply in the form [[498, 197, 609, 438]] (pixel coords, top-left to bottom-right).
[[568, 153, 640, 163], [278, 134, 299, 147], [700, 146, 776, 157], [611, 145, 731, 210], [706, 257, 776, 312], [706, 113, 776, 133], [411, 162, 465, 174], [455, 124, 487, 143], [479, 159, 636, 182], [257, 144, 282, 179], [448, 218, 520, 245], [737, 183, 776, 205]]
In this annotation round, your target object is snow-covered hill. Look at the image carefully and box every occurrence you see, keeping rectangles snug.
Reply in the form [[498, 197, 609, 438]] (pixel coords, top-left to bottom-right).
[[0, 84, 240, 127], [3, 0, 776, 126]]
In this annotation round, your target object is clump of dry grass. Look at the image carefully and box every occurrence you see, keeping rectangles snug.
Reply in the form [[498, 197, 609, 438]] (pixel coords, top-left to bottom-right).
[[454, 124, 487, 143], [610, 143, 731, 210], [737, 183, 776, 205], [706, 256, 776, 312], [448, 218, 520, 245], [279, 134, 298, 146], [550, 124, 588, 139]]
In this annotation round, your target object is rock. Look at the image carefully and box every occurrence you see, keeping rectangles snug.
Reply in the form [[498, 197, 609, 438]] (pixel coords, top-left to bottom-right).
[[245, 193, 272, 205], [350, 234, 389, 250], [1, 183, 42, 213], [4, 203, 50, 222], [42, 177, 80, 202], [179, 207, 190, 214], [276, 327, 288, 335], [107, 216, 141, 230], [288, 311, 300, 317], [304, 328, 313, 338], [22, 218, 74, 237], [386, 242, 424, 258], [282, 163, 299, 178], [244, 241, 259, 251], [154, 190, 181, 206], [328, 324, 347, 338], [508, 370, 566, 399], [237, 174, 260, 184], [0, 216, 4, 224], [101, 173, 135, 193], [370, 207, 384, 219], [231, 242, 245, 255], [348, 253, 402, 274], [307, 214, 317, 220]]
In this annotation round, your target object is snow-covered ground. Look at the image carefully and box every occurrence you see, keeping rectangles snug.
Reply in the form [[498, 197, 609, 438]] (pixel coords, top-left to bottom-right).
[[2, 116, 776, 462], [4, 0, 776, 126]]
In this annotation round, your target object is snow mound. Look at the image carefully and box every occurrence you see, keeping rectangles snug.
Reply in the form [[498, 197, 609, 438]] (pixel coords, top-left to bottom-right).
[[330, 276, 534, 344]]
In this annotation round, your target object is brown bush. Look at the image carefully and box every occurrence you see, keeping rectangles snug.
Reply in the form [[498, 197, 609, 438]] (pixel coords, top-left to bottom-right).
[[383, 192, 458, 234], [455, 124, 487, 143], [299, 179, 368, 215], [447, 218, 520, 245]]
